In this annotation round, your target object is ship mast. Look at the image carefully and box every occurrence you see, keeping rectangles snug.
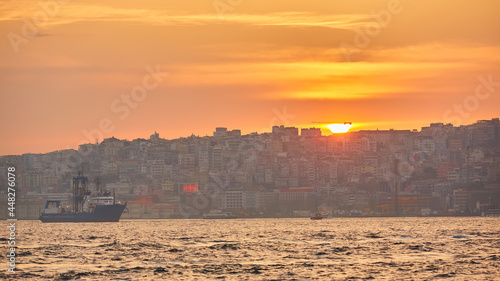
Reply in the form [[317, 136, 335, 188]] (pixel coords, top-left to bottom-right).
[[95, 176, 102, 197], [73, 170, 89, 213]]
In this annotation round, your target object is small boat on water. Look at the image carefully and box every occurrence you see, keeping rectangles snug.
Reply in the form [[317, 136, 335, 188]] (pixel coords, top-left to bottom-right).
[[39, 172, 127, 223], [310, 213, 323, 220], [203, 210, 237, 219]]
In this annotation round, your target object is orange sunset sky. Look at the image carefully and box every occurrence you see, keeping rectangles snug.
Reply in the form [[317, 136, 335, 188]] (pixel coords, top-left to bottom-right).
[[1, 0, 499, 155]]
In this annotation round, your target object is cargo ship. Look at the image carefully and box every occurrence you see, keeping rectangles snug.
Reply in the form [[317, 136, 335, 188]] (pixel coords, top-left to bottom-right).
[[39, 172, 127, 223]]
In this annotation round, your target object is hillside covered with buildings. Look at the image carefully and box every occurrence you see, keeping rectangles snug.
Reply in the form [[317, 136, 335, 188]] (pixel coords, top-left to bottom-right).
[[1, 118, 500, 219]]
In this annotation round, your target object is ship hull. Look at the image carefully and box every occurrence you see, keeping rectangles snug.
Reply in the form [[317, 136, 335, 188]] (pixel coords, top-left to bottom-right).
[[39, 203, 127, 223]]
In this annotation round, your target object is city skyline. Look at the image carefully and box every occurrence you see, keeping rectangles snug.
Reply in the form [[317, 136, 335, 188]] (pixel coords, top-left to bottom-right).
[[1, 0, 500, 155], [2, 117, 499, 220], [0, 117, 497, 157]]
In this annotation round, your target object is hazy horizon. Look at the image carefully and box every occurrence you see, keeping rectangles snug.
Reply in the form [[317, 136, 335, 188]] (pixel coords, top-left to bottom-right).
[[0, 117, 498, 156]]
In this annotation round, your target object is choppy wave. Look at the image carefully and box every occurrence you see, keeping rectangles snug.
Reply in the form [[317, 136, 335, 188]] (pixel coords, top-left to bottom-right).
[[2, 217, 500, 280]]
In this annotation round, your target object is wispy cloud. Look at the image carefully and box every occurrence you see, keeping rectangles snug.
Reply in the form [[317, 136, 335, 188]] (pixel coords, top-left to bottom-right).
[[0, 3, 371, 30]]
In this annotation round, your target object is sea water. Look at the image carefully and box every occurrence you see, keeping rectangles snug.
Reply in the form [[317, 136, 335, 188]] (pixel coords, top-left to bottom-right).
[[2, 217, 499, 280]]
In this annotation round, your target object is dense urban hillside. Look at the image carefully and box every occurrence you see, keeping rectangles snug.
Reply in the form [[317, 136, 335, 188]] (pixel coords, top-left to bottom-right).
[[1, 118, 499, 219]]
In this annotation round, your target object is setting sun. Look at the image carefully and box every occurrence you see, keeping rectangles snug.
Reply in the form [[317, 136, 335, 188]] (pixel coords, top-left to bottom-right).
[[327, 123, 352, 134]]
